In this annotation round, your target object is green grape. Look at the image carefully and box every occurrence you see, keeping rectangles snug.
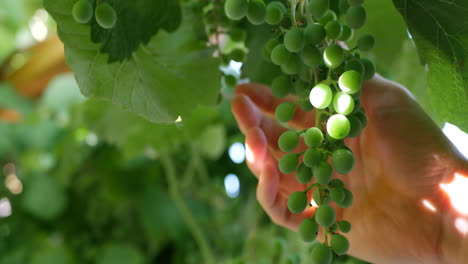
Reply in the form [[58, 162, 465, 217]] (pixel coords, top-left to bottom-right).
[[325, 20, 342, 40], [332, 149, 355, 174], [347, 115, 363, 137], [310, 243, 332, 264], [281, 54, 302, 75], [284, 29, 305, 53], [72, 0, 93, 24], [294, 80, 309, 96], [300, 45, 321, 68], [275, 102, 295, 123], [308, 0, 330, 19], [345, 6, 366, 29], [303, 148, 321, 167], [278, 131, 299, 152], [353, 109, 367, 127], [313, 187, 330, 205], [338, 220, 351, 233], [224, 74, 237, 87], [247, 0, 266, 25], [338, 70, 362, 94], [271, 44, 291, 65], [262, 38, 280, 61], [313, 161, 333, 184], [229, 48, 246, 62], [296, 162, 313, 184], [309, 84, 332, 109], [286, 254, 300, 264], [348, 0, 364, 6], [336, 188, 353, 208], [361, 58, 375, 80], [271, 75, 291, 98], [327, 114, 350, 139], [329, 178, 344, 188], [339, 0, 350, 13], [330, 187, 345, 203], [357, 34, 375, 51], [265, 2, 284, 25], [304, 23, 326, 45], [352, 99, 362, 114], [225, 0, 248, 20], [304, 127, 323, 148], [318, 10, 337, 25], [230, 27, 247, 42], [299, 100, 315, 111], [299, 218, 319, 242], [95, 3, 117, 29], [287, 191, 308, 213], [323, 44, 344, 68], [338, 25, 353, 41], [315, 204, 336, 227], [345, 58, 364, 76], [332, 92, 355, 115], [279, 153, 299, 174], [330, 234, 350, 255]]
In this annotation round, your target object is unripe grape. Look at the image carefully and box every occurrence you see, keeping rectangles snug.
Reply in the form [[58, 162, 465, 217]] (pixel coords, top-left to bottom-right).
[[230, 27, 246, 42], [287, 191, 308, 213], [310, 243, 332, 264], [299, 218, 319, 242], [271, 75, 291, 98], [284, 29, 305, 53], [329, 178, 344, 188], [330, 234, 350, 255], [225, 0, 248, 20], [224, 74, 237, 86], [338, 220, 351, 233], [325, 20, 342, 40], [323, 44, 344, 68], [275, 102, 295, 123], [345, 58, 364, 76], [336, 188, 353, 208], [338, 25, 353, 41], [308, 0, 330, 19], [315, 204, 336, 227], [345, 6, 366, 29], [305, 127, 323, 148], [361, 58, 375, 80], [278, 131, 299, 152], [353, 109, 367, 128], [281, 54, 302, 75], [330, 187, 345, 203], [332, 149, 355, 174], [313, 161, 333, 184], [309, 84, 332, 109], [72, 0, 93, 24], [327, 114, 350, 139], [296, 162, 313, 184], [229, 48, 246, 62], [333, 92, 355, 115], [265, 2, 284, 25], [247, 0, 266, 25], [347, 115, 363, 137], [95, 3, 117, 29], [271, 44, 291, 65], [358, 34, 375, 51], [313, 187, 330, 205], [299, 100, 315, 111], [304, 23, 326, 45], [300, 45, 321, 68], [262, 38, 280, 62], [348, 0, 365, 6], [338, 70, 362, 94], [318, 10, 337, 26], [303, 148, 321, 167], [279, 153, 299, 174]]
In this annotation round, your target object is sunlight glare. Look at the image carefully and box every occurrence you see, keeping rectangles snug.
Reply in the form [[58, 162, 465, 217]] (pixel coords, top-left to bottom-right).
[[421, 199, 437, 213], [440, 173, 468, 215], [455, 217, 468, 236], [0, 198, 12, 218], [228, 142, 245, 164], [29, 9, 48, 42], [245, 142, 255, 163], [224, 174, 240, 198]]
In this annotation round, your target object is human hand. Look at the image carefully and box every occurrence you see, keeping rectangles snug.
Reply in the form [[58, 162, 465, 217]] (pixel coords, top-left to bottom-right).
[[232, 74, 468, 264]]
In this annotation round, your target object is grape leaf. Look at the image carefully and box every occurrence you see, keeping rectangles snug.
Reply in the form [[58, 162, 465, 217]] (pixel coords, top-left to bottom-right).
[[392, 0, 468, 131], [44, 0, 221, 124], [88, 0, 181, 62]]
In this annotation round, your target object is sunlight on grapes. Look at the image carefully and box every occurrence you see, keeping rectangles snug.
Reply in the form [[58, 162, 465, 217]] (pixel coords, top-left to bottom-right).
[[245, 143, 255, 163], [228, 142, 246, 164], [29, 9, 49, 42], [440, 173, 468, 215], [310, 199, 318, 208], [224, 174, 240, 198], [421, 199, 437, 213], [85, 132, 99, 147], [0, 198, 12, 218]]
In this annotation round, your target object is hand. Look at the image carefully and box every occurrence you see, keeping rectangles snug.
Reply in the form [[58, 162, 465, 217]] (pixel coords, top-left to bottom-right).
[[232, 74, 468, 264]]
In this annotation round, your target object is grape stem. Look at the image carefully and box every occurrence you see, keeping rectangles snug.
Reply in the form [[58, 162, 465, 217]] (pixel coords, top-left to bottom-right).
[[315, 109, 322, 130], [289, 0, 299, 27]]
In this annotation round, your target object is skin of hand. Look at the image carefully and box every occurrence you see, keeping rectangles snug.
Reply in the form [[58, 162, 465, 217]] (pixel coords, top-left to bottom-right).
[[231, 74, 468, 264]]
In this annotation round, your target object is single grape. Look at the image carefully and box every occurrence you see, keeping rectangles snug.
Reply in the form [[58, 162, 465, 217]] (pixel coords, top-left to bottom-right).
[[271, 75, 291, 98], [271, 44, 291, 65], [345, 6, 366, 29], [304, 23, 326, 45], [348, 0, 364, 6], [265, 2, 284, 25], [72, 0, 93, 24], [330, 187, 345, 203], [332, 92, 355, 116], [345, 58, 364, 76], [299, 218, 319, 242], [229, 48, 246, 62], [309, 84, 332, 109], [287, 191, 308, 213], [279, 153, 299, 174], [338, 220, 351, 233], [353, 109, 367, 128], [275, 102, 295, 123], [318, 10, 337, 26], [329, 178, 344, 188], [347, 115, 363, 137], [301, 45, 322, 68], [330, 234, 350, 255], [303, 148, 321, 167], [325, 20, 342, 40], [327, 114, 350, 139], [361, 58, 375, 80], [299, 100, 315, 111], [281, 54, 302, 75], [357, 34, 375, 52], [230, 27, 247, 42], [332, 149, 355, 174], [278, 131, 299, 152], [315, 204, 336, 227], [225, 0, 248, 20], [296, 162, 313, 184], [262, 38, 280, 62], [313, 161, 333, 184], [338, 70, 362, 94], [308, 0, 330, 19], [305, 127, 323, 148], [336, 188, 353, 208], [310, 243, 333, 264], [352, 98, 362, 114], [247, 0, 266, 25], [224, 74, 237, 86], [284, 29, 305, 53], [313, 187, 330, 206], [338, 25, 353, 41], [323, 44, 344, 68], [95, 3, 117, 29]]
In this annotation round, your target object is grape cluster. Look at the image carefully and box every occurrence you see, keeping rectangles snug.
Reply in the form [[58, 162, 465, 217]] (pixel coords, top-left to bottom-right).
[[225, 0, 375, 262], [72, 0, 117, 29]]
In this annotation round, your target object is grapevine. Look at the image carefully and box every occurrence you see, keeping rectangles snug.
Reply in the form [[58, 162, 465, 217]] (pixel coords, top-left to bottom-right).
[[224, 0, 375, 262]]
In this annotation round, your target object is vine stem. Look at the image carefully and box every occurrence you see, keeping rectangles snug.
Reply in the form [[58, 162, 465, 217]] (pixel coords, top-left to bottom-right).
[[160, 153, 215, 264], [290, 0, 299, 27], [315, 109, 322, 130]]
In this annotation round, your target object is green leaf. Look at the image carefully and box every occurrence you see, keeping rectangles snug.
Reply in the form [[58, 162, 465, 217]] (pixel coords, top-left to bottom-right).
[[45, 0, 221, 124], [88, 0, 182, 62], [97, 243, 144, 264], [392, 0, 468, 131]]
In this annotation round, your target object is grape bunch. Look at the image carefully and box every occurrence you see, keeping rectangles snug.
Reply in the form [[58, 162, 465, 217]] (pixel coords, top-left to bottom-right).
[[225, 0, 375, 262], [72, 0, 117, 29]]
